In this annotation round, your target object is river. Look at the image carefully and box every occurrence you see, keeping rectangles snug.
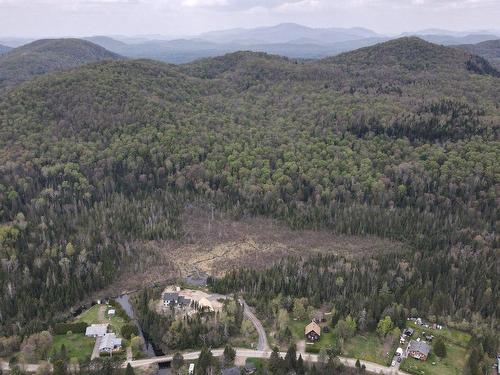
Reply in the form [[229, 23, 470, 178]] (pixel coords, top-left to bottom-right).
[[115, 294, 171, 375]]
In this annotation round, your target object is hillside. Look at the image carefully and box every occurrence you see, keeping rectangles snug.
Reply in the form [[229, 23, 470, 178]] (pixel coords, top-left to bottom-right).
[[457, 39, 500, 69], [0, 38, 498, 335], [0, 38, 122, 90]]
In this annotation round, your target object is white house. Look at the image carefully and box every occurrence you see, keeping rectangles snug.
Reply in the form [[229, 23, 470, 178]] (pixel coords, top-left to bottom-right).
[[85, 324, 108, 337]]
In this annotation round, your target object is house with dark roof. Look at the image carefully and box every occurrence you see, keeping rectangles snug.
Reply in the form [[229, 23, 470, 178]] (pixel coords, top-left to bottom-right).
[[163, 292, 179, 307], [305, 321, 321, 342], [178, 295, 191, 307], [407, 340, 430, 361]]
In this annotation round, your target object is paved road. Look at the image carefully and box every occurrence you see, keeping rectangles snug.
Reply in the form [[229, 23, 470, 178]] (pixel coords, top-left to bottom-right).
[[125, 348, 410, 375], [240, 299, 270, 351], [1, 347, 409, 375], [0, 361, 50, 372]]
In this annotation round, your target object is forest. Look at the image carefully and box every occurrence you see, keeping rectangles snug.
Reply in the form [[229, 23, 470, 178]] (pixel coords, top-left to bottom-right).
[[0, 36, 498, 347]]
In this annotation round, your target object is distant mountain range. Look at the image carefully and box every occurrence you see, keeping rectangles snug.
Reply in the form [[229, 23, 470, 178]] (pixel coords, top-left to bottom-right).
[[198, 23, 380, 44], [2, 23, 500, 64], [78, 24, 500, 63]]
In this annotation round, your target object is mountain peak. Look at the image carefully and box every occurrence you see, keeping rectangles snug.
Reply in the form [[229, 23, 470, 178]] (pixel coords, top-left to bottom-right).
[[0, 38, 122, 90]]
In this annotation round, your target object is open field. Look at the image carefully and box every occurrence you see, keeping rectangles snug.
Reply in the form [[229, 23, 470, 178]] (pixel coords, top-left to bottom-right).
[[50, 333, 95, 362], [343, 333, 396, 366], [95, 205, 405, 297]]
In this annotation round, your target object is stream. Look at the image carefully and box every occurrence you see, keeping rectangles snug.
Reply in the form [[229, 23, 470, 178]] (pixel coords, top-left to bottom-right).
[[115, 294, 171, 374]]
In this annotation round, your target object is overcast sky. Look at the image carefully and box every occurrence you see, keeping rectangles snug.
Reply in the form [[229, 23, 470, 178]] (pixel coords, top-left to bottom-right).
[[1, 0, 499, 38]]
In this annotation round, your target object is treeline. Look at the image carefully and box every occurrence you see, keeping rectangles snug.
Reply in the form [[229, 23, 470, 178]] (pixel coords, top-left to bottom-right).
[[211, 253, 498, 345]]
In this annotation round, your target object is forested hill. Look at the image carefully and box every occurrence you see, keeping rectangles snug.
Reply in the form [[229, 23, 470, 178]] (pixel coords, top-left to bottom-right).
[[0, 37, 498, 335], [457, 39, 500, 69], [0, 38, 122, 90]]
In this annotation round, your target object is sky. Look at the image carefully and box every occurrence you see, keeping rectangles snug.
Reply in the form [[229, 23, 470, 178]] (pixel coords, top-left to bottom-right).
[[0, 0, 499, 38]]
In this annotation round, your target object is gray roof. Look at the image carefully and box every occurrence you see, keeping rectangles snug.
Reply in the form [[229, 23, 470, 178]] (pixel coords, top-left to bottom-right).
[[163, 292, 179, 301], [408, 340, 430, 355], [222, 367, 240, 375], [85, 324, 108, 336], [178, 296, 191, 305], [99, 333, 122, 352]]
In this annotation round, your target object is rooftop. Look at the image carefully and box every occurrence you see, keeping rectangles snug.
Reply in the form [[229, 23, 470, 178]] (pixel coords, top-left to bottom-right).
[[408, 340, 430, 355]]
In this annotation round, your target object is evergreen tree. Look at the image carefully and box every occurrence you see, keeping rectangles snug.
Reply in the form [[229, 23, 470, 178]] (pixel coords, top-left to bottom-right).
[[223, 344, 236, 367], [296, 354, 305, 375], [268, 347, 283, 375], [125, 363, 135, 375], [284, 344, 297, 371], [433, 337, 447, 358], [172, 352, 184, 373]]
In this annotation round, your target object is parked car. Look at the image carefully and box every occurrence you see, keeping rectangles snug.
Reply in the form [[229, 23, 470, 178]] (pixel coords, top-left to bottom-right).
[[397, 357, 402, 363], [391, 360, 396, 367]]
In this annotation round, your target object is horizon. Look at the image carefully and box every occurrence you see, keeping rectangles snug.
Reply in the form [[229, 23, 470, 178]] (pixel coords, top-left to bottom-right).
[[1, 0, 500, 39], [1, 22, 500, 42]]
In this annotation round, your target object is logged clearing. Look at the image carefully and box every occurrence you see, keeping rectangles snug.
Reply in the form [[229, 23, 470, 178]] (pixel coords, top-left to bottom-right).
[[102, 205, 404, 295]]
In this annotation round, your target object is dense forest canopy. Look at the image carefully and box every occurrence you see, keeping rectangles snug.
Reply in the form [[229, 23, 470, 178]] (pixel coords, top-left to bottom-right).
[[0, 37, 498, 336]]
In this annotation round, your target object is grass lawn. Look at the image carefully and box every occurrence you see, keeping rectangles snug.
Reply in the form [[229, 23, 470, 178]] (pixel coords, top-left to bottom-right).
[[51, 333, 95, 362], [400, 343, 467, 375], [288, 320, 337, 352], [406, 322, 471, 347], [343, 333, 396, 366], [230, 331, 259, 350], [75, 304, 127, 334], [76, 304, 101, 325]]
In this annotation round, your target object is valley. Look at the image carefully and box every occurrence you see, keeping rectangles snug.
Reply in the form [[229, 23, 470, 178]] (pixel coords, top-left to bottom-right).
[[0, 31, 498, 375]]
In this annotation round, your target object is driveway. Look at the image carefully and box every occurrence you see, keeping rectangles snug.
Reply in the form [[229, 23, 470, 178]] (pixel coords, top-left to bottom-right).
[[91, 336, 102, 360], [240, 299, 270, 351]]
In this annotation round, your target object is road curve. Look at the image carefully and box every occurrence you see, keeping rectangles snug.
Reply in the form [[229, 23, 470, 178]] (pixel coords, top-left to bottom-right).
[[240, 299, 270, 351]]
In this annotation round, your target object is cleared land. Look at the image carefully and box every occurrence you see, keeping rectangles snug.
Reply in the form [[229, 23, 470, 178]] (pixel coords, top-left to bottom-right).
[[101, 205, 404, 296], [343, 333, 397, 366]]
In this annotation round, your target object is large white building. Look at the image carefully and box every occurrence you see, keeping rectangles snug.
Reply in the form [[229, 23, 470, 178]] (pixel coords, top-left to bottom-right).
[[85, 324, 108, 337]]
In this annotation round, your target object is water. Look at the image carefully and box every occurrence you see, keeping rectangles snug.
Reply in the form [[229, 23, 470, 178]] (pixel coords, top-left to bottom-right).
[[115, 294, 157, 357]]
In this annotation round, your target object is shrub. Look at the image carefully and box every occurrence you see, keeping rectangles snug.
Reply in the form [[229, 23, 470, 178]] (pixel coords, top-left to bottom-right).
[[53, 322, 88, 335], [121, 324, 139, 340]]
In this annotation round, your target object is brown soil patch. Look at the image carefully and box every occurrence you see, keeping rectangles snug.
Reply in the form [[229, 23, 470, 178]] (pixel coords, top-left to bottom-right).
[[100, 205, 403, 296]]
